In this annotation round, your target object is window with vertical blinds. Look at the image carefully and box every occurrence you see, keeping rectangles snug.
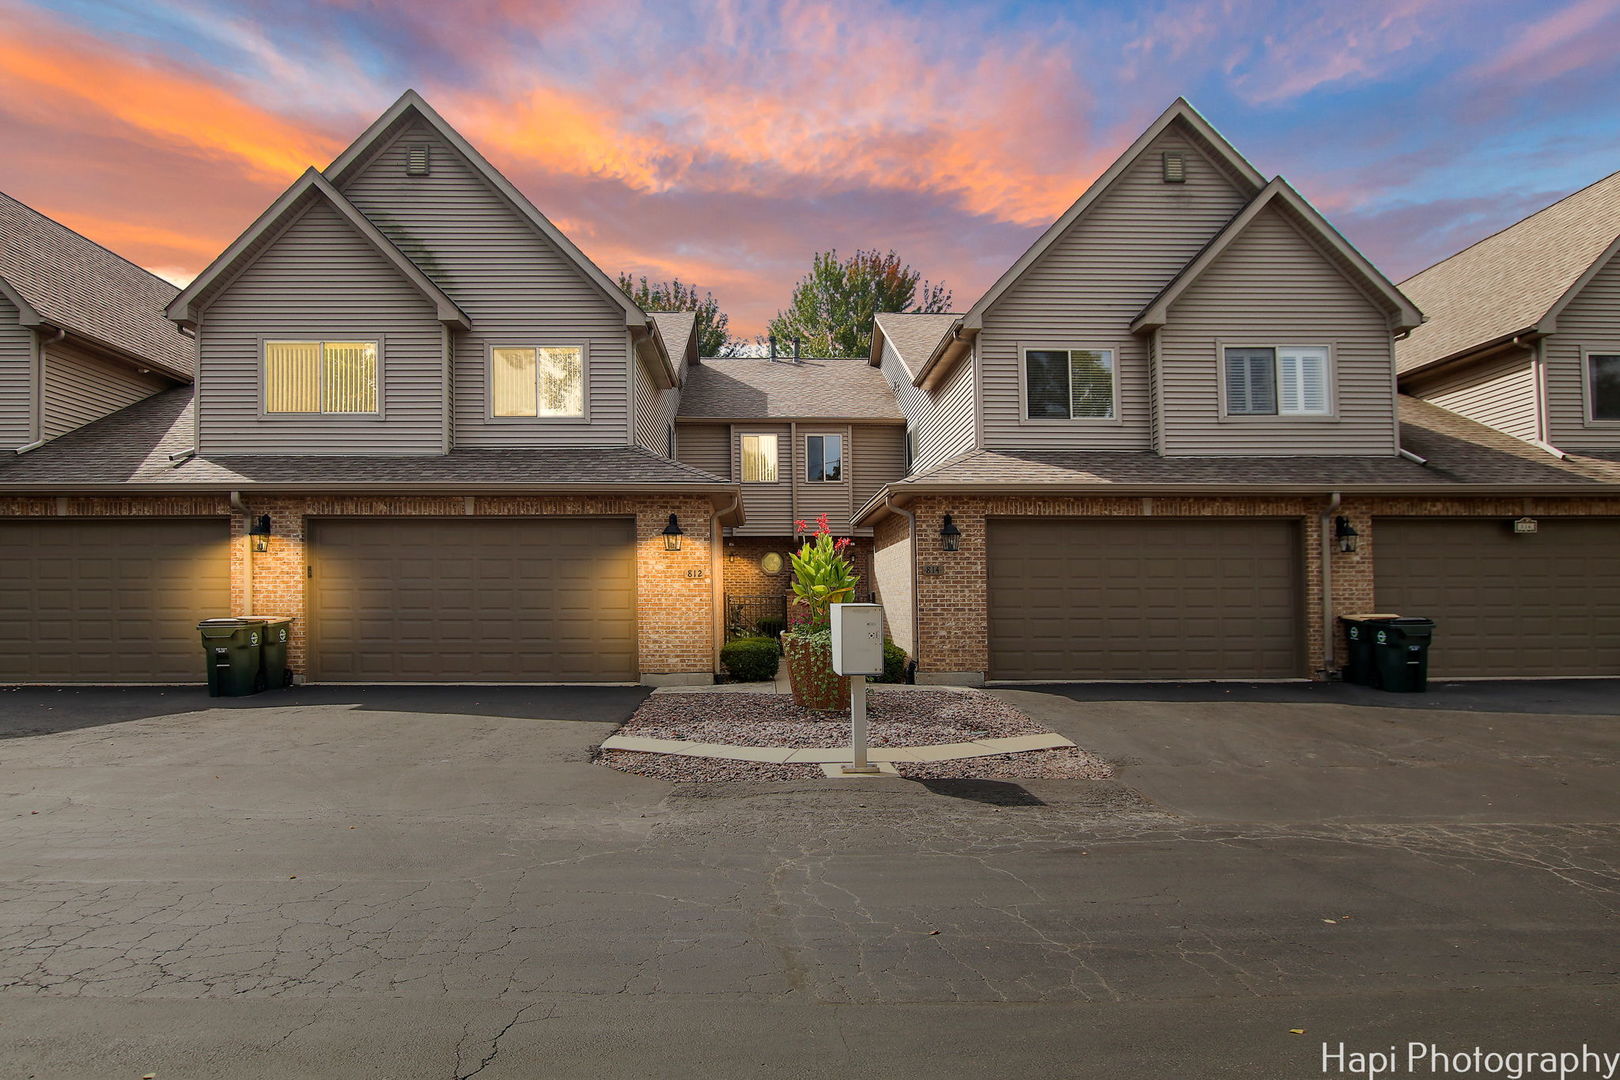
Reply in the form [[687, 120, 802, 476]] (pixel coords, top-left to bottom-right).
[[740, 434, 779, 483], [489, 345, 585, 417], [265, 340, 377, 414], [1024, 348, 1115, 419]]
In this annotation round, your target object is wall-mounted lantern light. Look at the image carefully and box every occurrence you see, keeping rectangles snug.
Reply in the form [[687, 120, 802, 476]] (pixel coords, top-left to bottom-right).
[[248, 514, 273, 553], [662, 513, 685, 551], [1512, 517, 1539, 535], [1334, 515, 1358, 554], [940, 513, 962, 552]]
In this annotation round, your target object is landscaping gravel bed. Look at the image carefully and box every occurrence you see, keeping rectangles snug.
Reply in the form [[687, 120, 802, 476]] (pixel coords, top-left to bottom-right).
[[596, 690, 1114, 782]]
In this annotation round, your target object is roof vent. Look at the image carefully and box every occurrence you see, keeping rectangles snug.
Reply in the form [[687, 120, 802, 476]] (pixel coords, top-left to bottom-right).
[[1161, 152, 1185, 183], [405, 145, 430, 177]]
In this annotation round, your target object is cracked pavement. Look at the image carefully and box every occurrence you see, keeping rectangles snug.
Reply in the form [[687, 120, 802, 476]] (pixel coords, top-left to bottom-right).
[[1, 681, 1616, 1078]]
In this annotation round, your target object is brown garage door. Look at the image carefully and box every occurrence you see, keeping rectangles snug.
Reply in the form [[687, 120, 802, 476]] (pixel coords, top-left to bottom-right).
[[1374, 518, 1620, 677], [0, 519, 231, 683], [988, 519, 1304, 680], [309, 518, 638, 682]]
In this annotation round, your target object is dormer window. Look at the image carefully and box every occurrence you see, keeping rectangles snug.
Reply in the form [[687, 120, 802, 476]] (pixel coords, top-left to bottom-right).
[[1024, 347, 1116, 420], [1224, 346, 1331, 416], [264, 340, 378, 414]]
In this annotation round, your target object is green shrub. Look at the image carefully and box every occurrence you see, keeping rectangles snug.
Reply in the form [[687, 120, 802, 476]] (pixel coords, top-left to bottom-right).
[[872, 639, 909, 683], [721, 636, 781, 682], [755, 616, 786, 643]]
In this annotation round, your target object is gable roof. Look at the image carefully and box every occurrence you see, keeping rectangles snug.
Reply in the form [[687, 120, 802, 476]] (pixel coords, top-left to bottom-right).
[[1395, 169, 1620, 376], [324, 90, 649, 332], [166, 169, 469, 329], [962, 99, 1266, 332], [677, 358, 904, 421], [0, 191, 192, 378], [649, 310, 699, 369], [870, 312, 962, 377], [1133, 178, 1422, 333]]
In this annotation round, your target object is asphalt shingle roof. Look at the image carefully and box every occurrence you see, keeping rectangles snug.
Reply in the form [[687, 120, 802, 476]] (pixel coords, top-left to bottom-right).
[[873, 312, 961, 378], [1395, 171, 1620, 375], [0, 388, 732, 488], [888, 397, 1620, 491], [0, 191, 193, 377], [677, 358, 903, 420], [648, 311, 698, 359]]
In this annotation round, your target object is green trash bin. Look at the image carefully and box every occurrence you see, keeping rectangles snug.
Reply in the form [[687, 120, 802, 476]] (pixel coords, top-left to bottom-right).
[[197, 618, 266, 697], [1373, 617, 1435, 693], [249, 616, 294, 690], [1341, 613, 1401, 686]]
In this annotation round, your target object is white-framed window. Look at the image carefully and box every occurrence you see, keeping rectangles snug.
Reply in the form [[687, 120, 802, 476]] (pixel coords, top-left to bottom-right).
[[1024, 347, 1116, 419], [805, 434, 843, 482], [1224, 346, 1330, 416], [1586, 351, 1620, 422], [264, 340, 379, 414], [740, 433, 779, 483], [904, 427, 917, 474], [490, 345, 585, 418]]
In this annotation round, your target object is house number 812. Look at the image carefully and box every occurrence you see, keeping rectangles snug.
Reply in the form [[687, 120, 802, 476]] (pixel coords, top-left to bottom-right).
[[685, 569, 705, 579]]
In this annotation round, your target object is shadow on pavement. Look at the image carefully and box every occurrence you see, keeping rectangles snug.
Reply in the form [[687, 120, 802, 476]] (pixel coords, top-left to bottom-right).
[[0, 683, 652, 739], [912, 779, 1047, 806]]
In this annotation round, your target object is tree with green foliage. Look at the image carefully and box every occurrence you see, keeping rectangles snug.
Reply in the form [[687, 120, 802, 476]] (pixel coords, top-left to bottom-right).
[[764, 249, 952, 358], [616, 273, 741, 357]]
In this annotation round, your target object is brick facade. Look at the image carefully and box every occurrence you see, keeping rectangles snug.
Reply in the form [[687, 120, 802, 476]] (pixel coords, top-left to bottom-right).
[[720, 532, 875, 634], [2, 493, 718, 682], [870, 492, 1620, 682]]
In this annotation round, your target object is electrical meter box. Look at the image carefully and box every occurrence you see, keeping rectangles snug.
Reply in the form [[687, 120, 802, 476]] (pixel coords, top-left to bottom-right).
[[831, 603, 884, 676]]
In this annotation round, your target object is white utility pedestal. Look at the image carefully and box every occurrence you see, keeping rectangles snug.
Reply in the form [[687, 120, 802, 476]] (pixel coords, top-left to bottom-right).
[[830, 603, 885, 775]]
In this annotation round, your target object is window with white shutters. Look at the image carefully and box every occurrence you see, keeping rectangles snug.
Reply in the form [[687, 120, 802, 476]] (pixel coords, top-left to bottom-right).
[[1224, 346, 1330, 416]]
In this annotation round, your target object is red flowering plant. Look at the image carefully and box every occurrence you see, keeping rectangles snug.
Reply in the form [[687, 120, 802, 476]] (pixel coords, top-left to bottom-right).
[[781, 513, 859, 708], [786, 513, 859, 631]]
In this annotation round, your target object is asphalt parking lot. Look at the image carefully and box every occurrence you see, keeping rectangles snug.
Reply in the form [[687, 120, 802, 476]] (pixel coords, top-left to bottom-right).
[[1, 680, 1616, 1079]]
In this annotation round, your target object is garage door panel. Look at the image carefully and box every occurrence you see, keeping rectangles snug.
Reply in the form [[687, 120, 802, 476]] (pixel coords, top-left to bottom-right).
[[988, 519, 1303, 681], [1375, 518, 1620, 677], [310, 518, 637, 682], [0, 520, 232, 683]]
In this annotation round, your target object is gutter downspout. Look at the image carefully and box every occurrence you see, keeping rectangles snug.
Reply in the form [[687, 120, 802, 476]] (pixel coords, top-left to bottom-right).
[[1320, 492, 1340, 678], [882, 493, 919, 668], [710, 491, 742, 676], [230, 490, 252, 615]]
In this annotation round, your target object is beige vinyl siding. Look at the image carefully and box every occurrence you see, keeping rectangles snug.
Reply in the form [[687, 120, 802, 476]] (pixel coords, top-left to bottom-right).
[[196, 199, 445, 455], [977, 126, 1249, 450], [632, 355, 661, 452], [1158, 202, 1398, 456], [731, 423, 792, 536], [1546, 248, 1620, 449], [796, 424, 853, 533], [851, 424, 907, 509], [1411, 348, 1538, 443], [338, 120, 629, 447], [675, 421, 731, 478], [879, 337, 976, 472], [0, 296, 32, 448], [41, 337, 172, 441]]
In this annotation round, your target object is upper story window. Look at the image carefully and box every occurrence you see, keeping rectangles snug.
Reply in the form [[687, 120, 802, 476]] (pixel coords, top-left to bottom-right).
[[805, 434, 843, 482], [1587, 352, 1620, 422], [904, 427, 917, 474], [741, 433, 779, 482], [491, 345, 585, 418], [265, 340, 378, 414], [1224, 346, 1330, 416], [1024, 348, 1115, 420]]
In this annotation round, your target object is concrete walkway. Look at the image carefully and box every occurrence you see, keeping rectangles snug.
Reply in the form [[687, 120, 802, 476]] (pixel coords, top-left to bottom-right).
[[600, 730, 1075, 762]]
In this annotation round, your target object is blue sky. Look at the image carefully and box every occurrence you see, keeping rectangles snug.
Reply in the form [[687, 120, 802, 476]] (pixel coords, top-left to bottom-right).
[[1, 0, 1616, 332]]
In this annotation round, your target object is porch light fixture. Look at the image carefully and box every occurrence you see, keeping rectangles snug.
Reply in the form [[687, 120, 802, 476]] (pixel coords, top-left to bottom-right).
[[940, 513, 962, 552], [248, 514, 273, 553], [662, 513, 685, 551], [1334, 515, 1358, 554]]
